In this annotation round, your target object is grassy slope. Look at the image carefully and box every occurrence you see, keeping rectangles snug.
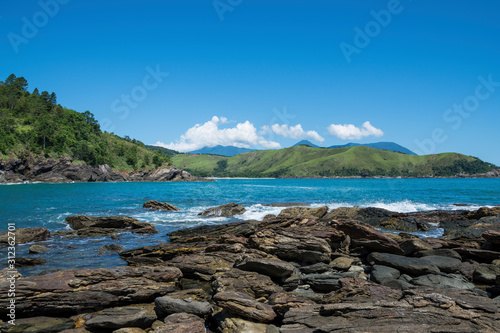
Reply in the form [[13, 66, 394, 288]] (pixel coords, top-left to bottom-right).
[[172, 146, 496, 178]]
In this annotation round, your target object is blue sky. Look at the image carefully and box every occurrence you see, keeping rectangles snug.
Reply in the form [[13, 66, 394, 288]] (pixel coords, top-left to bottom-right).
[[1, 0, 499, 164]]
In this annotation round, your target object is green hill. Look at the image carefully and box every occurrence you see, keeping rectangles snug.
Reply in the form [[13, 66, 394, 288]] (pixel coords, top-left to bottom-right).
[[0, 74, 170, 171], [172, 145, 498, 178]]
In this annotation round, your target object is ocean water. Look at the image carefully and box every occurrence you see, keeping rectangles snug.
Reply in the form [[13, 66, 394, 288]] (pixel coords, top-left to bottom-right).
[[1, 178, 499, 276]]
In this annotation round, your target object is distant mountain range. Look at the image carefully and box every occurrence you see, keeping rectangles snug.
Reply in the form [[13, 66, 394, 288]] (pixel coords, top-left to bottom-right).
[[294, 140, 417, 155], [172, 145, 497, 178], [188, 145, 257, 157]]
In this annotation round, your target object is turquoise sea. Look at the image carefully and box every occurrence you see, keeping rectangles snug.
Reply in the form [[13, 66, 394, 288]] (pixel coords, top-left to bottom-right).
[[1, 178, 499, 276]]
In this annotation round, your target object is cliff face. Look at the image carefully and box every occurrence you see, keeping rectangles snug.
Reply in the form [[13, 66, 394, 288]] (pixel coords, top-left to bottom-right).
[[0, 158, 208, 183]]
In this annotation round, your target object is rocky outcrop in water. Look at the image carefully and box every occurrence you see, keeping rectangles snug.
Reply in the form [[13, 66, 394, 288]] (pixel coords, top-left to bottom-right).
[[0, 157, 209, 183], [2, 206, 500, 332]]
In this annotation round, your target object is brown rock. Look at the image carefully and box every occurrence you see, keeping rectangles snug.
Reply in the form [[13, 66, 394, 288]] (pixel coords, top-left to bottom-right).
[[198, 203, 246, 217], [143, 200, 180, 211], [213, 268, 283, 299], [154, 313, 206, 333], [214, 291, 277, 323], [482, 230, 500, 245], [399, 238, 433, 256], [277, 206, 328, 219], [0, 227, 50, 245]]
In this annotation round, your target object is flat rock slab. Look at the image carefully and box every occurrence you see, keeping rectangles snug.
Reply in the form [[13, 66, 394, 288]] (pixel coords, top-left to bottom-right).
[[214, 291, 277, 323], [367, 252, 440, 276], [213, 268, 283, 299], [85, 304, 157, 330], [0, 316, 74, 333], [234, 257, 295, 278], [65, 215, 157, 234], [277, 206, 328, 219], [155, 296, 212, 317], [153, 313, 206, 333], [411, 274, 475, 290], [0, 266, 182, 317]]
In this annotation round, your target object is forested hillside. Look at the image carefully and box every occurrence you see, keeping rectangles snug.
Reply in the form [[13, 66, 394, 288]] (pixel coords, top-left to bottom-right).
[[0, 74, 169, 171]]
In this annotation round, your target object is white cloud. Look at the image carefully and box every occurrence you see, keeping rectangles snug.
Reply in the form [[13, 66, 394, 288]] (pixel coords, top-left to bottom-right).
[[266, 124, 325, 142], [327, 121, 384, 140], [154, 116, 281, 152]]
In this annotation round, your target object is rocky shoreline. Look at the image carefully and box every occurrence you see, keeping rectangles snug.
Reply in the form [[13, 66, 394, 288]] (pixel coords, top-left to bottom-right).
[[1, 205, 500, 332], [0, 158, 210, 183]]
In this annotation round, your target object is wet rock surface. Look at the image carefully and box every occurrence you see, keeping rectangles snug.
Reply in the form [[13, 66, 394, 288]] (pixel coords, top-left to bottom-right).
[[3, 206, 500, 332]]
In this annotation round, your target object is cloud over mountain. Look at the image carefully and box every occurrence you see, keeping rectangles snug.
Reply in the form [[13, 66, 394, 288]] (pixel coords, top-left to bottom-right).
[[155, 116, 281, 152], [327, 121, 384, 140], [262, 124, 325, 142]]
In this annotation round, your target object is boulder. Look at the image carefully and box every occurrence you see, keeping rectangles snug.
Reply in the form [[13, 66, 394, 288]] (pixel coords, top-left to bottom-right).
[[0, 266, 182, 317], [99, 244, 124, 253], [28, 244, 50, 254], [0, 227, 50, 245], [65, 215, 157, 235], [155, 296, 212, 317], [367, 252, 440, 276], [15, 257, 47, 267], [299, 263, 331, 274], [277, 206, 328, 219], [143, 200, 180, 211], [212, 309, 276, 333], [198, 203, 246, 217], [473, 264, 500, 284], [213, 291, 277, 323], [414, 249, 462, 260], [399, 238, 433, 255], [113, 328, 147, 333], [482, 230, 500, 245], [329, 257, 354, 271], [154, 313, 206, 333], [467, 207, 500, 220], [85, 304, 157, 330], [234, 257, 295, 278], [167, 220, 259, 242], [370, 265, 401, 284], [249, 228, 332, 265], [323, 206, 361, 220]]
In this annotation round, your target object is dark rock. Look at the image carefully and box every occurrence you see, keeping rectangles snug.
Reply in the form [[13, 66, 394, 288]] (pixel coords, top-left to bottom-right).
[[28, 244, 49, 254], [302, 274, 342, 293], [367, 252, 440, 276], [268, 292, 316, 316], [143, 200, 180, 211], [249, 228, 332, 265], [113, 328, 147, 333], [411, 274, 475, 290], [154, 313, 206, 333], [85, 304, 157, 330], [168, 220, 259, 242], [15, 257, 47, 267], [165, 253, 235, 279], [414, 248, 462, 260], [130, 166, 208, 182], [213, 268, 282, 299], [473, 264, 500, 284], [382, 279, 413, 290], [65, 215, 157, 235], [299, 263, 331, 274], [120, 243, 210, 266], [0, 316, 75, 333], [155, 296, 212, 317], [370, 265, 401, 284], [277, 206, 328, 219], [0, 266, 182, 317], [213, 291, 277, 323], [331, 219, 402, 254], [0, 227, 50, 245], [198, 203, 246, 217], [323, 206, 361, 220], [99, 244, 124, 253], [420, 256, 462, 273], [234, 257, 295, 278]]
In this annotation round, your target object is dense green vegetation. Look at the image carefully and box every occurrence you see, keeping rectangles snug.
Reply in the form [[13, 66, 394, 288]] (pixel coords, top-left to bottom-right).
[[172, 145, 498, 178], [0, 74, 170, 170]]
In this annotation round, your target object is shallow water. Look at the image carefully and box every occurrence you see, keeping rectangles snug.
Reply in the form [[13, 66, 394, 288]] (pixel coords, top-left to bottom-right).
[[1, 178, 499, 276]]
